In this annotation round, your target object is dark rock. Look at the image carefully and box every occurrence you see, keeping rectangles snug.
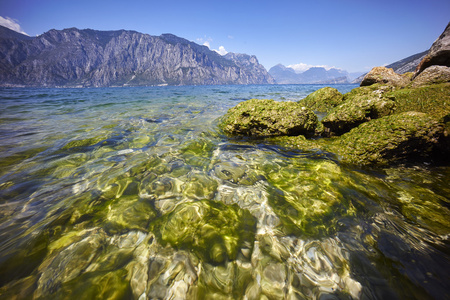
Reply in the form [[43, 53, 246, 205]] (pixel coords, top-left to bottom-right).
[[411, 65, 450, 87], [415, 22, 450, 77], [219, 99, 318, 137], [360, 67, 409, 87]]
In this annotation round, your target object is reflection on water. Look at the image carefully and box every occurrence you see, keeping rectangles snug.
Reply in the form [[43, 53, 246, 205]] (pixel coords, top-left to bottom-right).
[[0, 85, 449, 299]]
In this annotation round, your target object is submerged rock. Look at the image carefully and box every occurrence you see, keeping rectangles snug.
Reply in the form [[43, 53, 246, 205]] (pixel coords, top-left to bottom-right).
[[299, 87, 344, 113], [219, 99, 318, 137], [331, 111, 445, 165], [322, 85, 396, 136], [360, 66, 410, 87], [150, 200, 256, 264]]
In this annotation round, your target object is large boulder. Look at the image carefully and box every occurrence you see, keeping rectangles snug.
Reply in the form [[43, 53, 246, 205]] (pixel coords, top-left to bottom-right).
[[360, 67, 410, 87], [219, 99, 318, 137], [321, 85, 396, 136], [299, 87, 344, 113], [415, 22, 450, 77], [331, 111, 446, 165], [411, 65, 450, 87]]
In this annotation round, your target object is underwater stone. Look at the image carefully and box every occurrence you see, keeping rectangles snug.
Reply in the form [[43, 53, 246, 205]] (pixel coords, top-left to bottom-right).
[[219, 99, 318, 137], [150, 200, 256, 264]]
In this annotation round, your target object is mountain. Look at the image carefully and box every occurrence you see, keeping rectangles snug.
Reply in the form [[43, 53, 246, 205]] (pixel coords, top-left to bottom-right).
[[0, 26, 274, 87], [268, 64, 350, 84], [351, 50, 428, 83]]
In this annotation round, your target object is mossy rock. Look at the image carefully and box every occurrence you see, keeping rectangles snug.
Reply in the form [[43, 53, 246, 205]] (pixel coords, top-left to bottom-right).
[[330, 111, 446, 165], [322, 85, 396, 136], [299, 87, 344, 113], [219, 99, 318, 137], [150, 200, 256, 264], [386, 82, 450, 119]]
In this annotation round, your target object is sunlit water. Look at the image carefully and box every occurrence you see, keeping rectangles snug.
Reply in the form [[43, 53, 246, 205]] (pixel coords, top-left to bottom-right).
[[0, 85, 449, 299]]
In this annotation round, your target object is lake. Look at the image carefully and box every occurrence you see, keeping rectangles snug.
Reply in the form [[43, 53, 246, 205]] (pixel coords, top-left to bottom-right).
[[0, 84, 449, 299]]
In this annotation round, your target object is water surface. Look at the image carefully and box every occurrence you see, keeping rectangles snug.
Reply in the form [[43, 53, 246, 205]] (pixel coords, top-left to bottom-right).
[[0, 85, 449, 299]]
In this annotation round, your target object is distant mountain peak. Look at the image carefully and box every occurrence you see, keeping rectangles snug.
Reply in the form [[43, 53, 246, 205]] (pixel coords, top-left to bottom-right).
[[269, 63, 349, 84]]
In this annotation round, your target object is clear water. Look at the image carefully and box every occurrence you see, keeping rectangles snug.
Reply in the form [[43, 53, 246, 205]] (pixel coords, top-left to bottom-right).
[[0, 85, 449, 299]]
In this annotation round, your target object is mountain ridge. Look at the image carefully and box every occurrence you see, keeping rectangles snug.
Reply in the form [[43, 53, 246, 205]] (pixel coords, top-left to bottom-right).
[[0, 26, 275, 87], [268, 64, 354, 84]]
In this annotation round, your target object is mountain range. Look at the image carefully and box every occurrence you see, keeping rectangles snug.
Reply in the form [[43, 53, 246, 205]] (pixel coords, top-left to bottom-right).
[[268, 64, 363, 84], [0, 26, 275, 87]]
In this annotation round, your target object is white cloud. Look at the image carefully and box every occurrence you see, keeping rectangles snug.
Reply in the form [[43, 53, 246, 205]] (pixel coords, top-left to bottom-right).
[[214, 46, 228, 56], [287, 62, 336, 73], [227, 35, 234, 39], [0, 16, 29, 36], [203, 41, 211, 48]]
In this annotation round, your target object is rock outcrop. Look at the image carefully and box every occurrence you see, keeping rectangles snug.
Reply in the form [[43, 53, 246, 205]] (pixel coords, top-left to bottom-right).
[[219, 99, 318, 137], [299, 87, 344, 113], [411, 65, 450, 87], [321, 85, 396, 136], [415, 22, 450, 77], [0, 26, 274, 87], [332, 112, 445, 165], [360, 67, 410, 87], [220, 76, 449, 166]]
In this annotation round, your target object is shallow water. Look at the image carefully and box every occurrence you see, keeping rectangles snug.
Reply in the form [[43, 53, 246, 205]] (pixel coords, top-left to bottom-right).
[[0, 85, 449, 299]]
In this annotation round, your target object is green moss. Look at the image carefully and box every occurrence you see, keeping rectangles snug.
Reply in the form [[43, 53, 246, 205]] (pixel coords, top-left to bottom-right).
[[322, 85, 396, 135], [219, 99, 318, 137], [299, 87, 344, 113], [386, 82, 450, 119], [330, 112, 445, 165]]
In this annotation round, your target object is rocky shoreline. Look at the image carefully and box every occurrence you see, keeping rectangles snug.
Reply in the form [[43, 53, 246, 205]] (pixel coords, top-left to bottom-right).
[[219, 23, 450, 166]]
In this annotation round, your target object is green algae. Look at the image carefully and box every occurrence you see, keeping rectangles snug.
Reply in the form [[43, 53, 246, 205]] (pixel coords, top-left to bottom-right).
[[330, 112, 445, 165], [322, 85, 396, 135], [299, 87, 344, 113], [150, 200, 256, 264], [386, 82, 450, 119], [219, 99, 318, 137], [264, 159, 352, 237]]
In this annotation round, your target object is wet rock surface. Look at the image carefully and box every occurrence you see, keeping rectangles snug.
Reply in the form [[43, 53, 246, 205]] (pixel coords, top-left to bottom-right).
[[299, 87, 344, 113], [219, 99, 318, 137]]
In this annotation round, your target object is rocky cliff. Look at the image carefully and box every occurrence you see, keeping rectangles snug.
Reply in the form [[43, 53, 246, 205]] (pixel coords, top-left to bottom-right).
[[0, 26, 274, 87]]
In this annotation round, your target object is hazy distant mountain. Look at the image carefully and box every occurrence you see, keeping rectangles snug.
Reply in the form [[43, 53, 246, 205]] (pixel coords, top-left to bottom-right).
[[0, 26, 274, 87], [269, 64, 351, 84], [351, 51, 428, 83]]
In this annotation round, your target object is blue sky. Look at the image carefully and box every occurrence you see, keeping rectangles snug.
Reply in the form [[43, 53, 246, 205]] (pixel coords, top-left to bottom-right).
[[1, 0, 449, 72]]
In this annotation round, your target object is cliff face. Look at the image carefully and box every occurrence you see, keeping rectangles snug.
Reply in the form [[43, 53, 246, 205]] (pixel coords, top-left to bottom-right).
[[0, 26, 274, 87]]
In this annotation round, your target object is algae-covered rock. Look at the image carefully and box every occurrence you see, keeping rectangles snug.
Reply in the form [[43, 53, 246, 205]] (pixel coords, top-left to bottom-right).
[[361, 67, 410, 87], [219, 99, 318, 137], [322, 85, 396, 135], [150, 200, 256, 264], [331, 112, 446, 165], [299, 87, 344, 113], [385, 82, 450, 119], [410, 65, 450, 87]]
